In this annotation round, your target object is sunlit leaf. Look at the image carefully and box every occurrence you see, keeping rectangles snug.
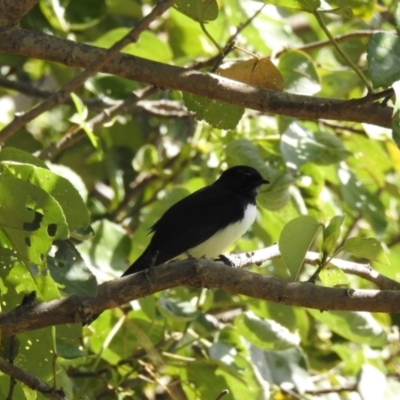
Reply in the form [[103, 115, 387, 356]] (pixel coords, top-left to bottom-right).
[[47, 240, 97, 297], [157, 296, 199, 322], [183, 92, 244, 130], [95, 29, 173, 62], [175, 0, 218, 22], [367, 32, 400, 88], [338, 167, 387, 235], [279, 50, 320, 95], [255, 0, 320, 12], [235, 311, 300, 350], [0, 161, 90, 233], [322, 215, 344, 255], [218, 58, 284, 91], [343, 237, 389, 264], [0, 175, 68, 266], [279, 215, 322, 279], [308, 309, 387, 346], [319, 265, 349, 286]]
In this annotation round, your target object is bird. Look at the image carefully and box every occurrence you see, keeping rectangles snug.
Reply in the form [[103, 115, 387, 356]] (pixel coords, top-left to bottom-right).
[[122, 165, 269, 277]]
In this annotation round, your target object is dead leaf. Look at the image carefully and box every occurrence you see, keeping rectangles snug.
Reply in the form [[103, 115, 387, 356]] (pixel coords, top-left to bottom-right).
[[217, 58, 284, 91]]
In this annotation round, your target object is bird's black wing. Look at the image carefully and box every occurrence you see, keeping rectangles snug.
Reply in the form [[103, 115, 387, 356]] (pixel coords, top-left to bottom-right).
[[147, 185, 245, 263]]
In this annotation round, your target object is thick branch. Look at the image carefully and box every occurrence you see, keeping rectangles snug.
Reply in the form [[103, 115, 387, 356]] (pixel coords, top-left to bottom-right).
[[1, 259, 400, 338], [0, 0, 175, 143], [0, 357, 66, 400], [0, 27, 392, 131], [0, 0, 38, 27]]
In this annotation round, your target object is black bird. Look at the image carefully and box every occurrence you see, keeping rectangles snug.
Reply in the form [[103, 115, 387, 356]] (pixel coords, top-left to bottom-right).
[[122, 165, 269, 276]]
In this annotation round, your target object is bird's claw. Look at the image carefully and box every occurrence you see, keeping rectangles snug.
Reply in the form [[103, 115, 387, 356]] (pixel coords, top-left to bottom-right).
[[215, 254, 236, 267]]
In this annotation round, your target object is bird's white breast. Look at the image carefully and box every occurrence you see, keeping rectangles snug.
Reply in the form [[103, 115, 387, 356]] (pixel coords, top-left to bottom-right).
[[183, 204, 257, 259]]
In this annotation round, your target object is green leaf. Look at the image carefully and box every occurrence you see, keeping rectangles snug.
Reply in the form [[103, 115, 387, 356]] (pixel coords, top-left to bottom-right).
[[64, 0, 107, 30], [313, 132, 351, 165], [0, 248, 60, 308], [47, 241, 98, 297], [338, 167, 387, 235], [56, 324, 85, 359], [279, 50, 320, 95], [0, 161, 90, 233], [70, 93, 99, 149], [255, 0, 320, 12], [77, 219, 131, 276], [235, 311, 300, 350], [250, 346, 311, 393], [322, 215, 345, 255], [367, 32, 400, 88], [308, 309, 387, 346], [175, 0, 219, 22], [392, 80, 400, 147], [279, 215, 322, 279], [319, 265, 349, 287], [187, 363, 230, 400], [132, 144, 159, 172], [226, 139, 294, 210], [395, 2, 400, 35], [0, 175, 68, 266], [157, 296, 199, 322], [95, 29, 173, 63], [343, 237, 389, 264], [393, 110, 400, 148], [183, 92, 244, 130], [0, 147, 48, 169], [14, 328, 59, 383], [280, 123, 349, 171]]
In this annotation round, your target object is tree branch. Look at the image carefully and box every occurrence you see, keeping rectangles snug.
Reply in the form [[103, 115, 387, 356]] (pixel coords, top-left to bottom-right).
[[0, 0, 38, 27], [0, 27, 392, 136], [36, 86, 158, 160], [0, 0, 176, 143], [0, 357, 66, 400], [0, 76, 112, 109], [1, 257, 400, 338], [229, 244, 400, 290]]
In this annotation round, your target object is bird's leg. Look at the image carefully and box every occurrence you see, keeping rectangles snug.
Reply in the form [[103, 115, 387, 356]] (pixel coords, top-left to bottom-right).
[[144, 251, 159, 281], [150, 251, 159, 268], [215, 254, 236, 267]]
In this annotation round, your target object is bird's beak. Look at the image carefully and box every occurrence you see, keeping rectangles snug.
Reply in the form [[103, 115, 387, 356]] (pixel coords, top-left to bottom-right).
[[261, 178, 269, 185]]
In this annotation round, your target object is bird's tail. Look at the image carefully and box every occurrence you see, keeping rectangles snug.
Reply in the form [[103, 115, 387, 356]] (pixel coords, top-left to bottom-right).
[[121, 248, 153, 277]]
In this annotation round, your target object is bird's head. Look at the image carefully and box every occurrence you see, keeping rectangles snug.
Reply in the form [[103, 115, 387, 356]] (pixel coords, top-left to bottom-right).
[[216, 165, 269, 197]]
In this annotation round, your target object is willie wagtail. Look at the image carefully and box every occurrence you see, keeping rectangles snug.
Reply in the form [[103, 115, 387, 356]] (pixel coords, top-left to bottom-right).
[[122, 165, 269, 276]]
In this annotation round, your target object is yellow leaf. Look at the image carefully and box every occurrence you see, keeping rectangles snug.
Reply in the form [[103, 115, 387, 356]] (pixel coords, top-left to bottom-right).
[[217, 58, 284, 91]]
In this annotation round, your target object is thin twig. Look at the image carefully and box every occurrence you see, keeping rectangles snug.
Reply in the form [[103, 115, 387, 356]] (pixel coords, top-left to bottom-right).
[[0, 76, 112, 109], [0, 0, 176, 144], [275, 30, 388, 57], [313, 11, 373, 92], [0, 357, 67, 400], [282, 382, 357, 396], [36, 86, 158, 160], [189, 3, 266, 71]]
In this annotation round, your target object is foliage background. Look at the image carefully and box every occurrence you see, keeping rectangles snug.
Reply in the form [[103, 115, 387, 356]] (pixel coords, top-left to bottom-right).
[[1, 0, 400, 399]]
